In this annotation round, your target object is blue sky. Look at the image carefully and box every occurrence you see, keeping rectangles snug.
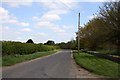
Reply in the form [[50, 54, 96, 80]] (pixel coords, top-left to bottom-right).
[[1, 0, 105, 43]]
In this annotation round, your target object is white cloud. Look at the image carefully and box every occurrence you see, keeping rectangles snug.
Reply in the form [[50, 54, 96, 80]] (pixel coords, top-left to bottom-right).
[[4, 26, 9, 30], [57, 32, 68, 36], [35, 21, 54, 28], [2, 26, 22, 41], [16, 37, 22, 40], [52, 27, 66, 33], [2, 0, 33, 7], [40, 0, 77, 10], [34, 0, 78, 35], [3, 0, 115, 3], [2, 0, 117, 8], [0, 7, 12, 21], [34, 33, 47, 36], [77, 0, 116, 2], [32, 16, 40, 20], [0, 7, 29, 27], [21, 28, 32, 32], [20, 22, 29, 26], [35, 21, 66, 33], [47, 9, 68, 15], [41, 13, 61, 22], [35, 0, 77, 22], [14, 31, 21, 35]]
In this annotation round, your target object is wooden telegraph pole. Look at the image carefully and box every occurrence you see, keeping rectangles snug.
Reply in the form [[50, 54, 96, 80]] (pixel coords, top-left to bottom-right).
[[78, 13, 80, 54]]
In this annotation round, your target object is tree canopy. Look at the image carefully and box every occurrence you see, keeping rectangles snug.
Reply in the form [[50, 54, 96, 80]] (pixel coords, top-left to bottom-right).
[[26, 39, 34, 43], [44, 40, 55, 45], [76, 1, 120, 51]]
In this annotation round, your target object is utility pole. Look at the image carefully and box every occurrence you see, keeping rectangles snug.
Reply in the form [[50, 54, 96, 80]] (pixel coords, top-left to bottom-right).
[[78, 13, 80, 54]]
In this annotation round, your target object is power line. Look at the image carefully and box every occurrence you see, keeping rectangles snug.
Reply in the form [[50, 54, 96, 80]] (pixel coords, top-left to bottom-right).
[[58, 0, 78, 14]]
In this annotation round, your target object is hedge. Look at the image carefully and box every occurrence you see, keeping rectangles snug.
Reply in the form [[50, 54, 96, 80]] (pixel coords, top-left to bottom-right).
[[2, 41, 58, 56]]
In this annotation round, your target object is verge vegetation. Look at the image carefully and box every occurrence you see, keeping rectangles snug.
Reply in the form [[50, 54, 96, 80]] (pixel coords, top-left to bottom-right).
[[2, 41, 59, 56], [2, 50, 58, 66], [73, 50, 119, 77], [1, 41, 59, 66]]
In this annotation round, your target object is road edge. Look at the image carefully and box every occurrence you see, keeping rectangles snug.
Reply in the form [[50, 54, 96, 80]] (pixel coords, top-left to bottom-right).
[[2, 50, 62, 71]]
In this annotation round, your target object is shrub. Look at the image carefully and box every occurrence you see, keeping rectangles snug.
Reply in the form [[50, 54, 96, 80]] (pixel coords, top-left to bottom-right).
[[2, 41, 58, 56]]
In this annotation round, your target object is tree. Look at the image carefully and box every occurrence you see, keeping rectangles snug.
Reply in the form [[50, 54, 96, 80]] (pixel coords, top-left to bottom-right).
[[56, 40, 77, 50], [98, 1, 120, 49], [44, 40, 55, 45], [79, 18, 111, 50], [76, 1, 119, 51], [26, 39, 34, 43], [97, 1, 120, 51], [57, 42, 67, 49]]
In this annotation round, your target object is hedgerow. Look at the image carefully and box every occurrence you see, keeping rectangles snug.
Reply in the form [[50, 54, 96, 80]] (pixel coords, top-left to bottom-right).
[[2, 41, 58, 56]]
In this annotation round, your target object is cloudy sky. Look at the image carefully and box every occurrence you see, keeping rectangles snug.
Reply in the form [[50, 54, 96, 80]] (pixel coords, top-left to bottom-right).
[[1, 0, 113, 43]]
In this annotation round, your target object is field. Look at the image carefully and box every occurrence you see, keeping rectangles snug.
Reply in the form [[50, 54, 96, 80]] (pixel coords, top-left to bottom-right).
[[73, 51, 119, 77]]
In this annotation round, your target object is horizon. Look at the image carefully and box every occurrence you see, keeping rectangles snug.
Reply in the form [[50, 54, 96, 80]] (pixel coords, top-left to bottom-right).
[[0, 39, 72, 44]]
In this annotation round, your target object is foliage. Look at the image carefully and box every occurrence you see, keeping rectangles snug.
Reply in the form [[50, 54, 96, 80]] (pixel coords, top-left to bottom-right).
[[56, 40, 77, 49], [2, 41, 58, 56], [44, 40, 55, 45], [26, 39, 34, 43], [76, 1, 120, 51]]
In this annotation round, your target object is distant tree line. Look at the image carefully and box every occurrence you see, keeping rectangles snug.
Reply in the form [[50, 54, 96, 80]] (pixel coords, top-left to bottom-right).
[[56, 40, 77, 50]]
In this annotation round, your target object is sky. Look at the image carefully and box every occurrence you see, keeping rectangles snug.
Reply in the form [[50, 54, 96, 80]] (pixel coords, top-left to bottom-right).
[[0, 0, 114, 43]]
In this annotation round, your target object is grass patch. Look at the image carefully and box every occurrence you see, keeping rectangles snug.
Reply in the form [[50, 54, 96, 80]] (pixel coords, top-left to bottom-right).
[[73, 51, 119, 77], [2, 50, 59, 66]]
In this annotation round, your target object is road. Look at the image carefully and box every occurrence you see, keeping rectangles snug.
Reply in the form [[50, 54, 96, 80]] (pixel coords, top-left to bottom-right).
[[2, 50, 76, 78]]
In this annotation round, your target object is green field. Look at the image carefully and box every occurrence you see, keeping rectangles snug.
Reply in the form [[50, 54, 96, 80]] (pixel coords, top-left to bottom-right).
[[2, 50, 59, 66], [73, 51, 119, 77]]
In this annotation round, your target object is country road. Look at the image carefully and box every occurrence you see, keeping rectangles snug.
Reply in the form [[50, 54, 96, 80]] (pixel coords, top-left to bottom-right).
[[2, 50, 101, 78], [2, 50, 77, 78]]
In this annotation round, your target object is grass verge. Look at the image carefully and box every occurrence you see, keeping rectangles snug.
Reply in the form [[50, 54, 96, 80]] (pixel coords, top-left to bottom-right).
[[73, 51, 119, 78], [2, 50, 59, 66]]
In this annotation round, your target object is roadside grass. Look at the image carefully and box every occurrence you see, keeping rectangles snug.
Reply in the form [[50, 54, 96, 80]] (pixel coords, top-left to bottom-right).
[[2, 50, 59, 66], [73, 51, 119, 77]]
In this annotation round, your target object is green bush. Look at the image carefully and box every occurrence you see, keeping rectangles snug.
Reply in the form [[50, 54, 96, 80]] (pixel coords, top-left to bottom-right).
[[2, 41, 58, 56]]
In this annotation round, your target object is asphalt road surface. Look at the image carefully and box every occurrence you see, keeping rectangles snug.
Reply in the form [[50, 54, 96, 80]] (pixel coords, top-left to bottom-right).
[[2, 50, 76, 78]]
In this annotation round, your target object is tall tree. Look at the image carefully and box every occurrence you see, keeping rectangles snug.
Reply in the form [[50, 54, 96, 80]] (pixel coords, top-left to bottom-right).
[[98, 1, 120, 45], [26, 39, 34, 43], [76, 1, 120, 51]]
